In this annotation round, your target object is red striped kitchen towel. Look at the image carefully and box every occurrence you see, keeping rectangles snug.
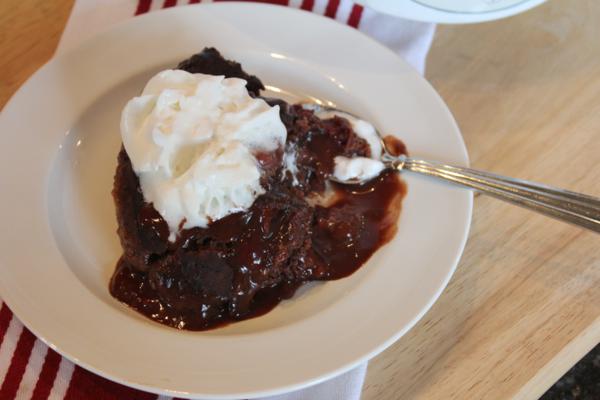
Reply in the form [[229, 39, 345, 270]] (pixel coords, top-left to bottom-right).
[[0, 1, 434, 399]]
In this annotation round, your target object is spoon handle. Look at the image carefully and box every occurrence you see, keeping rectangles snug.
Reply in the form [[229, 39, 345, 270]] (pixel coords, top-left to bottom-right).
[[400, 157, 600, 233]]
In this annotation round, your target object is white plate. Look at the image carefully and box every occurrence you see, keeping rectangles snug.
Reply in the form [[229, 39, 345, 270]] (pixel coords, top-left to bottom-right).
[[0, 3, 471, 399], [356, 0, 547, 23]]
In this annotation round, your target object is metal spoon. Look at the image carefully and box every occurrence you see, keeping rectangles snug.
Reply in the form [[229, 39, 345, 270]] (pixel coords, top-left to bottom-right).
[[302, 103, 600, 233]]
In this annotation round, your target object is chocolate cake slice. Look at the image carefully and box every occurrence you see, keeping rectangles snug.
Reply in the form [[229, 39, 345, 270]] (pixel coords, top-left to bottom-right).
[[110, 48, 405, 330]]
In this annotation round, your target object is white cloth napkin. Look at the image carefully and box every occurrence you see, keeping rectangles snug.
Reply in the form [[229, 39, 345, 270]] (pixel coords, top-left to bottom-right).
[[58, 0, 435, 74], [45, 1, 433, 399]]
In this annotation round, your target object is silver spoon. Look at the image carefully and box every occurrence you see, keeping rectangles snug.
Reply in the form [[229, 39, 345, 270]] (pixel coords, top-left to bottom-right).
[[302, 103, 600, 234]]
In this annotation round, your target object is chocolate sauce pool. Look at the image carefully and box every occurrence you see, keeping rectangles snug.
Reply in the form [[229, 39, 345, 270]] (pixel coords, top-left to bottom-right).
[[111, 170, 405, 331], [109, 49, 407, 331]]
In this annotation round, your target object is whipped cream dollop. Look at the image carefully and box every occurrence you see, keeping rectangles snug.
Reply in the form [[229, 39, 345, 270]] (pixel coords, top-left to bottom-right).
[[313, 109, 385, 183], [121, 70, 286, 239], [333, 156, 385, 182]]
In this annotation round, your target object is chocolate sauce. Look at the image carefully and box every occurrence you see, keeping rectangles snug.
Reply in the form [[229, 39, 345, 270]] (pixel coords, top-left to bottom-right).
[[383, 135, 407, 157], [111, 257, 303, 330], [110, 170, 405, 330], [312, 171, 404, 280], [109, 49, 407, 331]]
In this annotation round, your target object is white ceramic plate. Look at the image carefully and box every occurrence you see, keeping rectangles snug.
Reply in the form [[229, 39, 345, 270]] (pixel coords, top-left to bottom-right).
[[355, 0, 547, 23], [0, 3, 471, 399]]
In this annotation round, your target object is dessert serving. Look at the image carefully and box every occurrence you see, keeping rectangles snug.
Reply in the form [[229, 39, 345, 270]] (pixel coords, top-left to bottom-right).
[[110, 48, 407, 330]]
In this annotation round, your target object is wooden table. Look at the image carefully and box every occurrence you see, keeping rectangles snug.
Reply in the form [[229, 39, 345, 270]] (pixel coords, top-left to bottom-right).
[[1, 1, 598, 399]]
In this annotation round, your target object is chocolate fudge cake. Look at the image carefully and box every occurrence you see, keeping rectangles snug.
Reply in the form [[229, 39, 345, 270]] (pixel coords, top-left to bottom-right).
[[110, 48, 406, 330]]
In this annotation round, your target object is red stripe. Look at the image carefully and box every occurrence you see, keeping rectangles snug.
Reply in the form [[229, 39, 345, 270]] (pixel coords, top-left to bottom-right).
[[64, 366, 157, 400], [255, 0, 289, 4], [214, 0, 289, 4], [347, 4, 363, 28], [189, 0, 201, 3], [324, 0, 340, 18], [0, 303, 13, 346], [163, 0, 177, 7], [30, 349, 62, 400], [135, 0, 152, 15], [0, 328, 36, 399], [300, 0, 314, 10]]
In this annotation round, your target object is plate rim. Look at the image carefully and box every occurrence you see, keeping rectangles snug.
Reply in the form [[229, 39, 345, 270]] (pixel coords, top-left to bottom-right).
[[0, 3, 473, 398], [356, 0, 547, 23]]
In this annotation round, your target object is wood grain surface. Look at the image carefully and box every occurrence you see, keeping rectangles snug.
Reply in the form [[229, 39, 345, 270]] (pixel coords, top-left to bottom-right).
[[364, 1, 600, 399], [0, 1, 598, 399]]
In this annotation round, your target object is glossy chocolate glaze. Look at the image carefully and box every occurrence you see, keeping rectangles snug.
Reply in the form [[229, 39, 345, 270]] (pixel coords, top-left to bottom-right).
[[111, 171, 404, 330], [110, 49, 407, 330]]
